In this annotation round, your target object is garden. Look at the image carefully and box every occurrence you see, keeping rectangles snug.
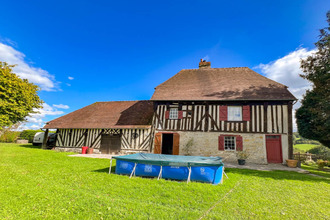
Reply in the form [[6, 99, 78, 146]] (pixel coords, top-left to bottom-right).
[[0, 143, 329, 219]]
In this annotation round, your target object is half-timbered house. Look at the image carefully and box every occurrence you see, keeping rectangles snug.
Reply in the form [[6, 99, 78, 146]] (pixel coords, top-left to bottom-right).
[[43, 59, 296, 164], [43, 101, 154, 154], [150, 60, 296, 164]]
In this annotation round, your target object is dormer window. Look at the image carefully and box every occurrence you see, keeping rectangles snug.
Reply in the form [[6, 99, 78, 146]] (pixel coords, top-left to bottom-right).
[[169, 108, 178, 119]]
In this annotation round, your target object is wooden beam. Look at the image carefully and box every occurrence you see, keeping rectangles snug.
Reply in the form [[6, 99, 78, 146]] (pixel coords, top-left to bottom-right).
[[264, 102, 268, 134], [205, 103, 209, 132], [42, 129, 49, 149], [83, 129, 88, 146], [288, 101, 293, 159]]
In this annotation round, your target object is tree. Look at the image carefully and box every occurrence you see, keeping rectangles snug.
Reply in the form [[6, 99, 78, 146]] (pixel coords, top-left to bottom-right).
[[0, 61, 43, 131], [296, 11, 330, 148]]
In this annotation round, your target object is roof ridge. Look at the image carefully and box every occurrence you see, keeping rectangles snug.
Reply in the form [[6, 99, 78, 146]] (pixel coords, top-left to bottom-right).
[[94, 100, 151, 103], [153, 67, 252, 91], [181, 67, 249, 71]]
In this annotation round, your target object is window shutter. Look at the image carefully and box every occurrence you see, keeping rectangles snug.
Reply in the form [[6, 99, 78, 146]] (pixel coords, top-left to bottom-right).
[[154, 133, 162, 154], [218, 135, 224, 151], [173, 133, 180, 155], [236, 135, 243, 151], [178, 111, 183, 119], [165, 111, 169, 119], [219, 106, 228, 121], [242, 105, 250, 121]]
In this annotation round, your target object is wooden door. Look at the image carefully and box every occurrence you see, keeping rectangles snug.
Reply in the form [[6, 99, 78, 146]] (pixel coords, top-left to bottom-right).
[[173, 133, 180, 155], [154, 132, 179, 155], [266, 135, 282, 163], [154, 133, 162, 154], [100, 134, 121, 154]]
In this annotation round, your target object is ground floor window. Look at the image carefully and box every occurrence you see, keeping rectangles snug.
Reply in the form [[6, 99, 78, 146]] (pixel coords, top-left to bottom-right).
[[224, 136, 236, 151], [219, 135, 243, 151]]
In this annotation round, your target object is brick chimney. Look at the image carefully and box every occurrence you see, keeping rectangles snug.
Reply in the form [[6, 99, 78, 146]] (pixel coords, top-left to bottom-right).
[[199, 59, 211, 68]]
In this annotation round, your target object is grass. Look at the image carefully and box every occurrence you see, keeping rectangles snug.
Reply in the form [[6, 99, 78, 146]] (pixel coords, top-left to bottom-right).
[[301, 164, 330, 179], [294, 144, 318, 152], [0, 143, 329, 219]]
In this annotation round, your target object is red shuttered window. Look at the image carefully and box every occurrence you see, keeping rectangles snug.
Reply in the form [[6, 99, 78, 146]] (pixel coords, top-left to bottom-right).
[[165, 109, 183, 119], [236, 135, 243, 151], [218, 135, 224, 151], [242, 105, 250, 121], [219, 106, 228, 121], [218, 135, 243, 151], [165, 111, 170, 119], [178, 111, 183, 119]]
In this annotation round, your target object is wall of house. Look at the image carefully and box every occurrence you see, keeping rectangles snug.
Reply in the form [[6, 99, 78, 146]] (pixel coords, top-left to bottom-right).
[[153, 101, 292, 162], [154, 102, 289, 134], [156, 131, 288, 164], [55, 128, 153, 153]]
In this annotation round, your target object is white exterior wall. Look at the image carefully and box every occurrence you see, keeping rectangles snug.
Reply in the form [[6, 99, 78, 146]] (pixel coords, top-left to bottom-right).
[[281, 134, 289, 163], [56, 128, 153, 152]]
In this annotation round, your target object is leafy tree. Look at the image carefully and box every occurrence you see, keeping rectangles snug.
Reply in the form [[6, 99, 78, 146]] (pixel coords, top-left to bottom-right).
[[296, 12, 330, 148], [0, 62, 43, 132], [292, 134, 297, 145]]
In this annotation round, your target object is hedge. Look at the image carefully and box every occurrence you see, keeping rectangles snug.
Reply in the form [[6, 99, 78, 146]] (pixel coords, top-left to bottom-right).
[[0, 131, 21, 143]]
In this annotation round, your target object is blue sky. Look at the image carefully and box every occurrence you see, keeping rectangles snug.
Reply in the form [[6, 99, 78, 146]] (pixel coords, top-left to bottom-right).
[[0, 0, 329, 130]]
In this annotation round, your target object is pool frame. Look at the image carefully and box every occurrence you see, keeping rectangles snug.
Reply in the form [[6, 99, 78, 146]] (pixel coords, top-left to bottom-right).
[[109, 158, 227, 185]]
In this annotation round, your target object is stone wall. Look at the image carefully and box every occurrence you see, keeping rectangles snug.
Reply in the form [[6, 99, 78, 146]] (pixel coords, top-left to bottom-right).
[[54, 147, 101, 154], [173, 131, 288, 164]]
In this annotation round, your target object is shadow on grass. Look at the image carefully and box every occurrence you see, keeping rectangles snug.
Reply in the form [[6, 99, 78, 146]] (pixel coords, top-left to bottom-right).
[[93, 166, 116, 173], [18, 144, 43, 149], [226, 168, 329, 183]]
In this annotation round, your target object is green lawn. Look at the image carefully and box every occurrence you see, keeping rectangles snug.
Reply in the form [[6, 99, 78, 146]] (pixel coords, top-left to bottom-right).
[[293, 144, 319, 152], [0, 143, 329, 219], [294, 144, 318, 152], [301, 164, 330, 179]]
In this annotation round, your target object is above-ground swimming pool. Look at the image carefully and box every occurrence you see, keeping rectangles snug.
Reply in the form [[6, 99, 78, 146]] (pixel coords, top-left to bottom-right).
[[110, 153, 225, 185]]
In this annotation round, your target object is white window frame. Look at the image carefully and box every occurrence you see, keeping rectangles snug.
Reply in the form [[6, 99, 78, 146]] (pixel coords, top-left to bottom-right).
[[169, 108, 178, 120], [228, 106, 242, 121], [224, 136, 236, 151]]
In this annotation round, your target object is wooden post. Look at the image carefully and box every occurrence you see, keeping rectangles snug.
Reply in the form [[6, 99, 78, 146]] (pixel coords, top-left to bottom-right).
[[83, 129, 88, 146], [264, 102, 268, 133], [288, 101, 293, 159], [205, 102, 209, 132], [42, 129, 49, 149]]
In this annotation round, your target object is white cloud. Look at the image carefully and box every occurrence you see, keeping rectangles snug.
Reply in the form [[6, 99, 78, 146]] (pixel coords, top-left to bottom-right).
[[0, 42, 58, 91], [66, 83, 71, 86], [30, 103, 65, 118], [19, 103, 65, 130], [68, 76, 74, 80], [256, 47, 317, 131], [30, 124, 40, 129], [53, 104, 69, 109], [256, 48, 316, 101]]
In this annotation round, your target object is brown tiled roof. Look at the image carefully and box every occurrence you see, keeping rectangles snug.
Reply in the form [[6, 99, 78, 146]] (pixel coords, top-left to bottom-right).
[[151, 67, 296, 101], [43, 101, 153, 129]]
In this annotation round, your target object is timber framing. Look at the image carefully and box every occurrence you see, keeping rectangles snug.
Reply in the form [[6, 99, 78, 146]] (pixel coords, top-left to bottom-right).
[[153, 100, 292, 134], [56, 128, 153, 152]]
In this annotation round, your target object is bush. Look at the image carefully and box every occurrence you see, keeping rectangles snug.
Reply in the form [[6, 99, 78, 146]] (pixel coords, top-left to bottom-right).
[[293, 147, 305, 153], [19, 130, 43, 143], [308, 145, 330, 160], [316, 159, 327, 169], [0, 131, 21, 143], [303, 160, 316, 166]]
